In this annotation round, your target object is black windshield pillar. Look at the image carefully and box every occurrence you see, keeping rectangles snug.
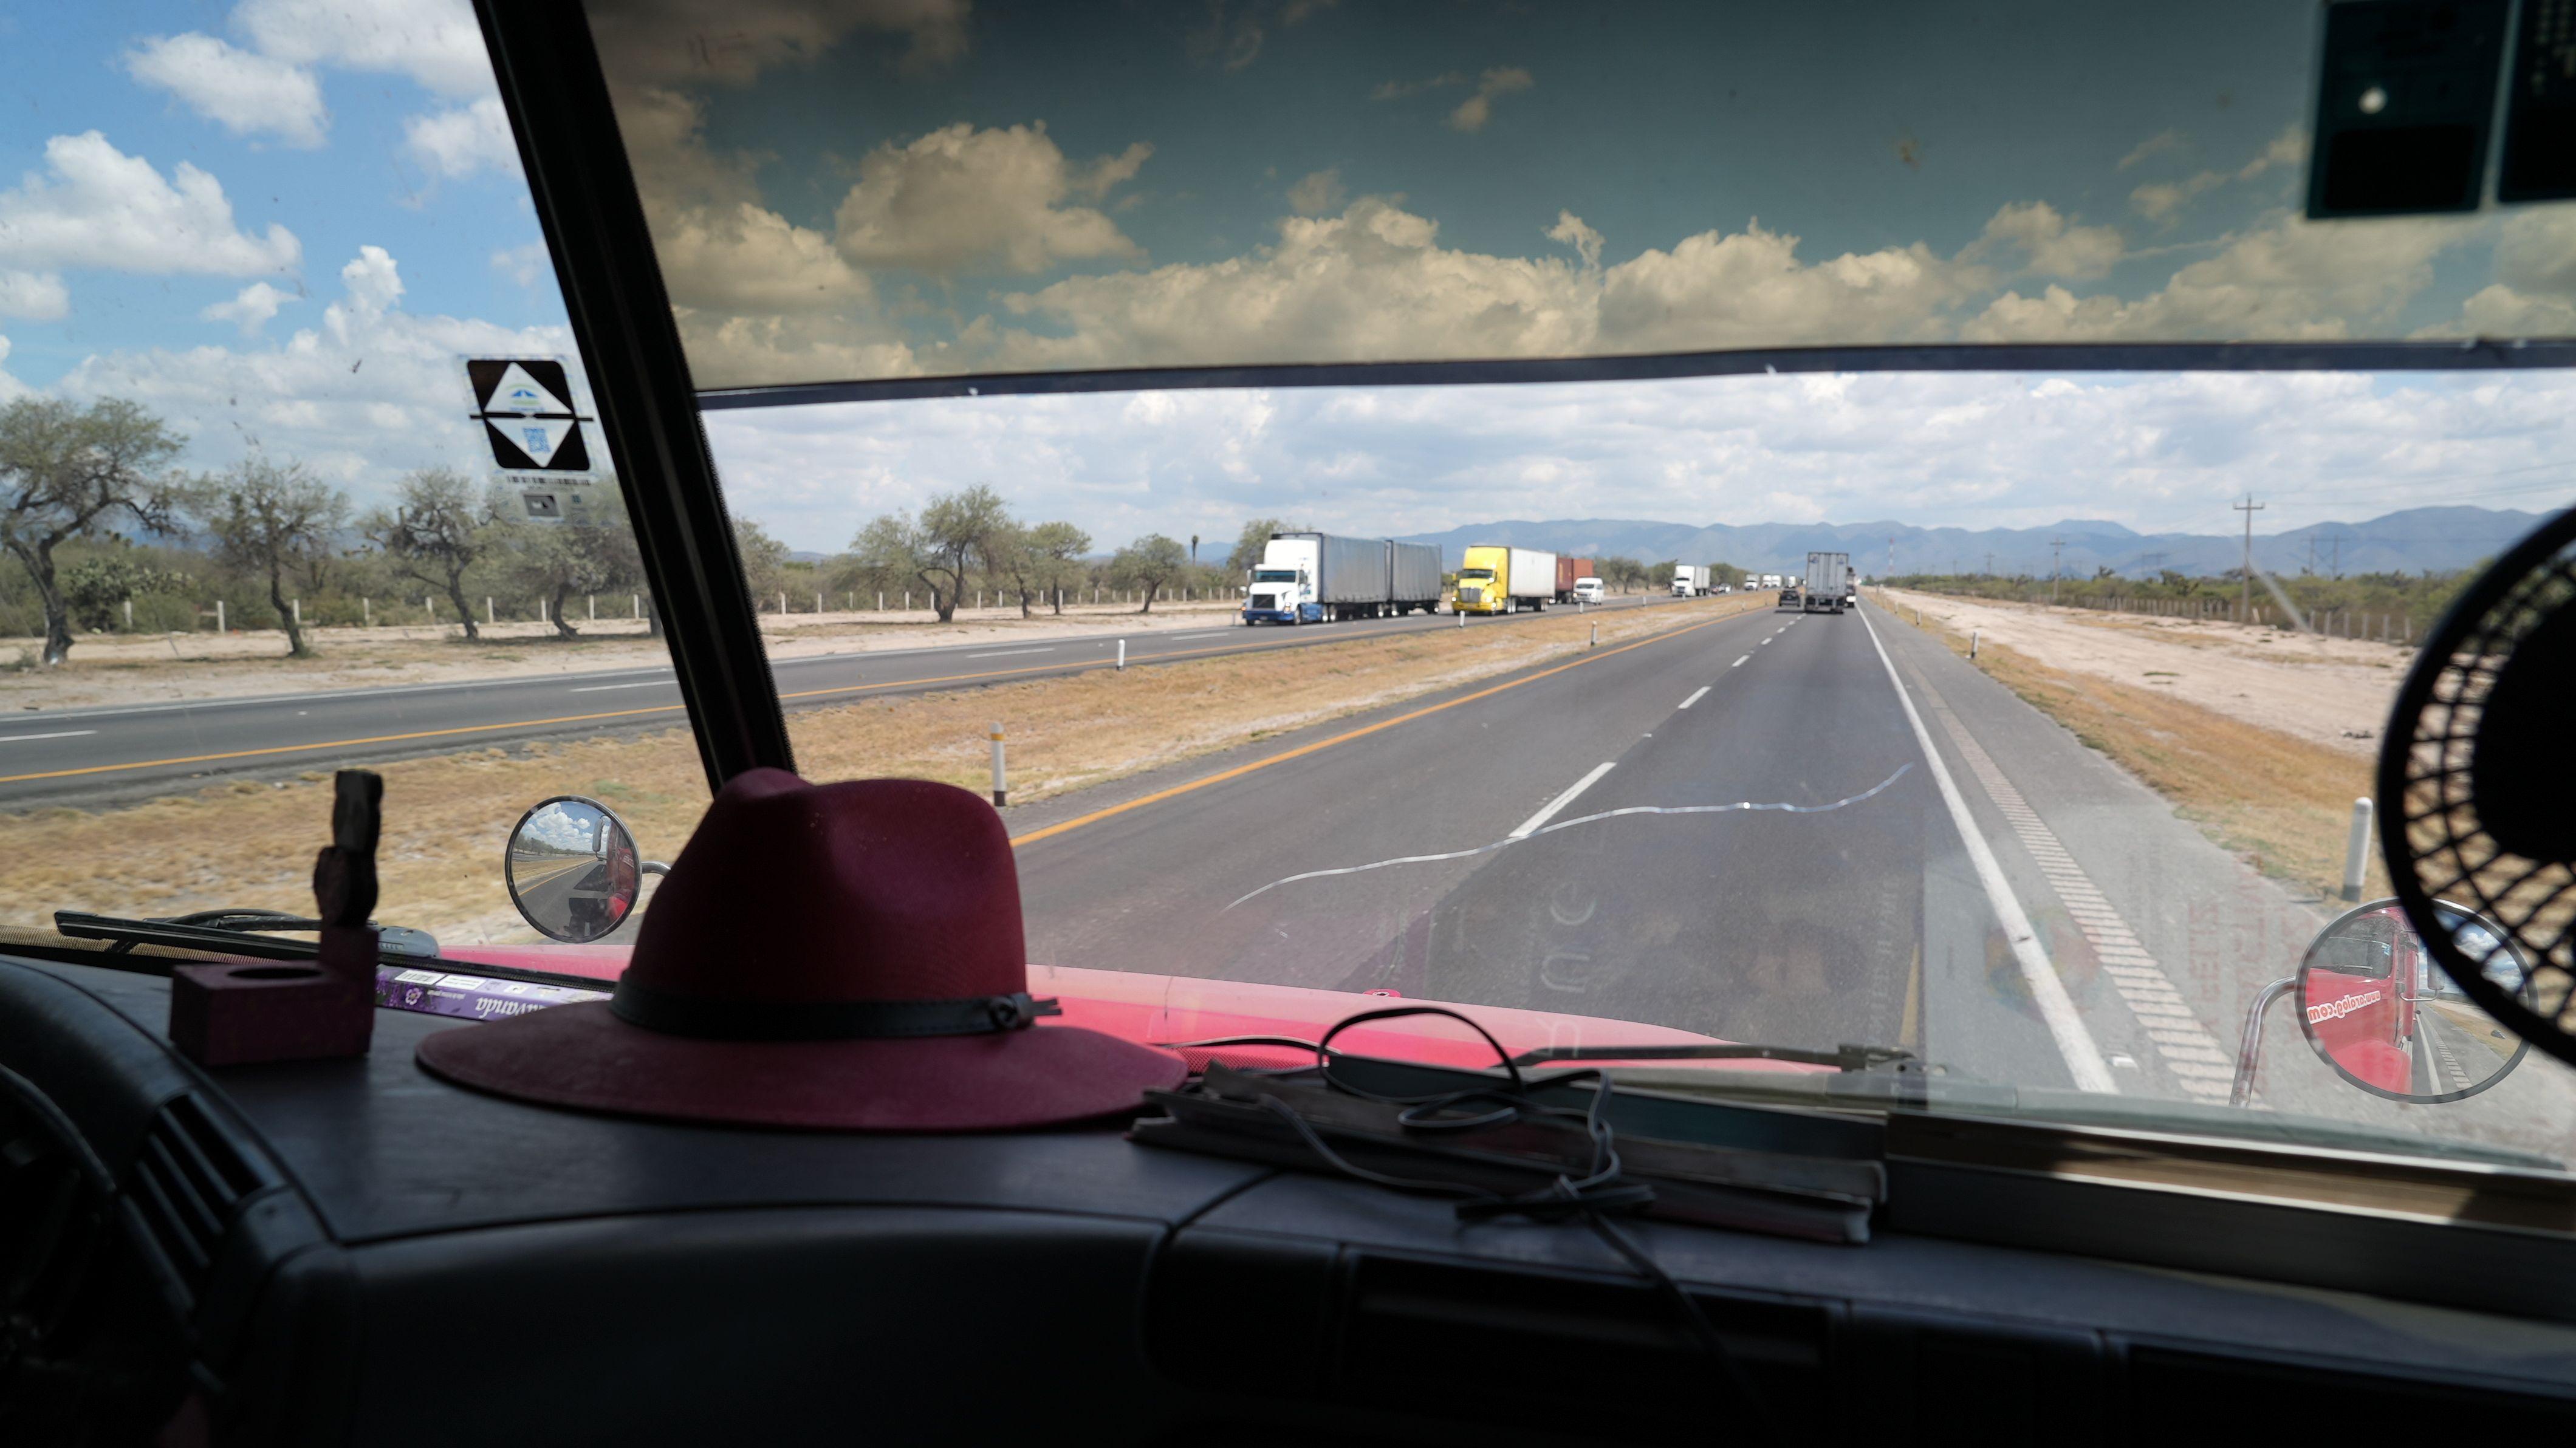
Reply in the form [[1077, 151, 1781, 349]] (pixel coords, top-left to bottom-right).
[[473, 0, 796, 790]]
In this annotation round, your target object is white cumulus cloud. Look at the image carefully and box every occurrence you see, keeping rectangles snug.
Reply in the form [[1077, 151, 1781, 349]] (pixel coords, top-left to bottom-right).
[[0, 132, 300, 278], [123, 33, 328, 147], [201, 280, 296, 335], [832, 122, 1147, 275], [403, 96, 522, 179], [1448, 67, 1533, 134], [235, 0, 494, 95], [0, 272, 69, 321]]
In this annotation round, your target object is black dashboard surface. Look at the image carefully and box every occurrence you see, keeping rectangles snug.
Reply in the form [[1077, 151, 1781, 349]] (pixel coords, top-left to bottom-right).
[[11, 951, 2576, 1445]]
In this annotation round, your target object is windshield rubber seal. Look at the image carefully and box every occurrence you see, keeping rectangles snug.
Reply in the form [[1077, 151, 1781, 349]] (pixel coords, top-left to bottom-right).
[[696, 338, 2576, 412]]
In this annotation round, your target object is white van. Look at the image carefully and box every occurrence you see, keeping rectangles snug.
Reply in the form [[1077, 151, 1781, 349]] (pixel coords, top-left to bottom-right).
[[1572, 576, 1606, 604]]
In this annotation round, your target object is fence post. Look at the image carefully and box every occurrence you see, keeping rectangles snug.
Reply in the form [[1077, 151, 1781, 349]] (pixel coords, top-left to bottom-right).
[[877, 591, 883, 611], [363, 596, 371, 626], [293, 598, 301, 626], [989, 722, 1008, 807], [487, 596, 495, 625], [588, 595, 596, 620], [538, 597, 547, 624], [123, 598, 132, 630], [216, 600, 225, 632], [905, 590, 911, 610], [2342, 797, 2374, 902], [632, 594, 640, 619]]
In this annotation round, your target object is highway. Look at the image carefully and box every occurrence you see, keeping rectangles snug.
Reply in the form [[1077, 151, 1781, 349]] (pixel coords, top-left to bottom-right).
[[1002, 593, 2576, 1134], [0, 594, 1674, 806]]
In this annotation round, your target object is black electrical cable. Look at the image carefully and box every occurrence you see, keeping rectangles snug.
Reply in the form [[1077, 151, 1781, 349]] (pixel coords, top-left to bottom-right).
[[1168, 1005, 1783, 1444]]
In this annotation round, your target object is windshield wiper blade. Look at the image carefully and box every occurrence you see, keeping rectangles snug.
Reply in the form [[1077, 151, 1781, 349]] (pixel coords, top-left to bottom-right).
[[53, 910, 442, 961], [1507, 1041, 1915, 1072]]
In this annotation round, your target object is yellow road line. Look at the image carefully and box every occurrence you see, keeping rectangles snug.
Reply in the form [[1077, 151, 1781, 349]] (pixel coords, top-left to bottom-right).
[[0, 703, 691, 785], [1008, 608, 1738, 848]]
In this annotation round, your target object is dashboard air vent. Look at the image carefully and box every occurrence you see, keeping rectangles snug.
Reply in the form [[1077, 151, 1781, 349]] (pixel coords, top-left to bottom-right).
[[123, 1094, 264, 1306]]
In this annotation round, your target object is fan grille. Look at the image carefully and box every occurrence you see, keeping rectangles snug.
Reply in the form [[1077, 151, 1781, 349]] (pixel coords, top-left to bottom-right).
[[2389, 524, 2576, 1047]]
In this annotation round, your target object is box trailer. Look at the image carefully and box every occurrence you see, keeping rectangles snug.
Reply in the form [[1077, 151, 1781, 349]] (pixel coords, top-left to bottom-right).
[[1803, 552, 1851, 613], [1553, 556, 1597, 604], [1670, 564, 1711, 597], [1388, 540, 1442, 615], [1456, 545, 1558, 615]]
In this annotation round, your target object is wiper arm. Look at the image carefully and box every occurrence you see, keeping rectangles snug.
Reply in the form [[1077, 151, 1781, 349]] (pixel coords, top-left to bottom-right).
[[1507, 1041, 1916, 1072], [53, 910, 442, 961]]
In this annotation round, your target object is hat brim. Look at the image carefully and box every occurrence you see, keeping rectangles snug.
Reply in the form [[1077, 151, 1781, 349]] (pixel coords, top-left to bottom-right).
[[415, 1002, 1188, 1132]]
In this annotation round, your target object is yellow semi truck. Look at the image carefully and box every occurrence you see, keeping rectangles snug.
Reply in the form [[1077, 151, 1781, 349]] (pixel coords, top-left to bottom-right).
[[1454, 545, 1558, 615]]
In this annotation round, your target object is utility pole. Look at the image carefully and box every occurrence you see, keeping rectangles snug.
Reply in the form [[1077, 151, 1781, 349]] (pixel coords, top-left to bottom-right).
[[2235, 494, 2264, 622], [1984, 550, 1995, 576], [2304, 535, 2317, 576], [2326, 534, 2345, 578], [1888, 536, 1897, 580], [2049, 536, 2066, 605]]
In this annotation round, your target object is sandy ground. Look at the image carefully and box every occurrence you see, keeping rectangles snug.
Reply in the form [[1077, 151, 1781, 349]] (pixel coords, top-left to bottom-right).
[[0, 597, 1255, 712], [1880, 590, 2408, 758]]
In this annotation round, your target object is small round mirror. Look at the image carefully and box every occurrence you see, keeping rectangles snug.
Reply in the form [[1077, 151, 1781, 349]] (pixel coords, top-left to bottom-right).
[[505, 796, 644, 943], [2297, 898, 2530, 1103]]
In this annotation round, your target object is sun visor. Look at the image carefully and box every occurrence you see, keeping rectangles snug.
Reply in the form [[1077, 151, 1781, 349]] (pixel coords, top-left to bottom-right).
[[570, 0, 2576, 399]]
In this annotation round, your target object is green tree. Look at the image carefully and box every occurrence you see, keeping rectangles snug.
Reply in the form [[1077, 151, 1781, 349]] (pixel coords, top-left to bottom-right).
[[850, 484, 1011, 622], [1226, 517, 1295, 574], [1597, 556, 1648, 593], [488, 485, 642, 638], [1026, 520, 1092, 614], [0, 397, 188, 663], [732, 516, 792, 612], [197, 457, 350, 658], [61, 552, 193, 632], [365, 468, 495, 640], [1111, 533, 1188, 613]]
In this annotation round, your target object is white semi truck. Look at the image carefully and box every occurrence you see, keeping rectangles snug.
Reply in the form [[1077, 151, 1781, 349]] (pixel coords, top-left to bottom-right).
[[1241, 532, 1442, 624], [1670, 564, 1711, 597]]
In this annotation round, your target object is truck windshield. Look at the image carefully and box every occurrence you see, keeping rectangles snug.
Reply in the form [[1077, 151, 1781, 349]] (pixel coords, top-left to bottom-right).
[[1252, 570, 1298, 582], [1458, 569, 1495, 581]]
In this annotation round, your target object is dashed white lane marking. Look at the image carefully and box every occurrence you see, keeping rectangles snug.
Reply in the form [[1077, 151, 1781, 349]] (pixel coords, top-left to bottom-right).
[[1510, 761, 1617, 839], [0, 729, 98, 743], [1678, 686, 1711, 709], [1857, 608, 2117, 1093], [966, 647, 1055, 658], [1732, 655, 1749, 668], [567, 681, 671, 693], [1917, 688, 2233, 1100]]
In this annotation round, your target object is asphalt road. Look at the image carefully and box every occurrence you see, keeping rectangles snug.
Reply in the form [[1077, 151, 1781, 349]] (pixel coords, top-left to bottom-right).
[[0, 593, 1676, 806], [1005, 592, 2576, 1138]]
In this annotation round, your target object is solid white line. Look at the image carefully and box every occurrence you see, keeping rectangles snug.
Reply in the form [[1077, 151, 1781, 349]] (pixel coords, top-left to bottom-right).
[[1677, 686, 1711, 709], [965, 647, 1055, 658], [0, 729, 97, 743], [1856, 606, 2117, 1093], [1165, 632, 1234, 641], [567, 681, 673, 693], [1732, 655, 1749, 668], [1510, 762, 1617, 839]]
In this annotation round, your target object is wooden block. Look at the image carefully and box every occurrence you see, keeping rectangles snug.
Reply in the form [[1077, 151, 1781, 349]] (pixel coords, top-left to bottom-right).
[[169, 960, 375, 1067]]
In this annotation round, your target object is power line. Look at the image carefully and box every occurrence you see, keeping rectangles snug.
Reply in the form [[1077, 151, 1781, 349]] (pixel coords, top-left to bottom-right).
[[2049, 536, 2066, 605]]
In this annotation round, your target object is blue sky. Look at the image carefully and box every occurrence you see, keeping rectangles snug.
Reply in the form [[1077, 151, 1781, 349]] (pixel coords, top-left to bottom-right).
[[2, 1, 2571, 554]]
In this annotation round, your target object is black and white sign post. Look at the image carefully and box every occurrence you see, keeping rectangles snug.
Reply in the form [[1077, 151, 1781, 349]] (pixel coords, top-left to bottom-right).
[[464, 357, 600, 523]]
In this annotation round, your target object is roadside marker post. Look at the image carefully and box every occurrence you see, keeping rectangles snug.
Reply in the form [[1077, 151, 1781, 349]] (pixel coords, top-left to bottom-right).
[[1590, 622, 1598, 647], [990, 722, 1008, 808], [1117, 640, 1126, 671], [1970, 629, 1979, 659], [2341, 797, 2373, 903]]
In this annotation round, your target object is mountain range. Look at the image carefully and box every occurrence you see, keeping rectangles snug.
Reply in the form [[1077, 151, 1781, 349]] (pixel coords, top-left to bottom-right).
[[1389, 506, 2554, 578]]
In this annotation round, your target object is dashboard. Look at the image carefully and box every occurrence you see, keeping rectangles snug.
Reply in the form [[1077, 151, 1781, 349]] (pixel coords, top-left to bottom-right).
[[7, 951, 2576, 1446]]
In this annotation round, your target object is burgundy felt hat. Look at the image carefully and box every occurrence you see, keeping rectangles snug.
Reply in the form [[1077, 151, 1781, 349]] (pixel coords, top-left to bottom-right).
[[417, 768, 1186, 1130]]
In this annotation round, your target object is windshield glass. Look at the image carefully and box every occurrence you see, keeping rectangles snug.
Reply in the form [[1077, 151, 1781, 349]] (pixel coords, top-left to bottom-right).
[[1252, 569, 1298, 582], [0, 2, 706, 958], [1458, 569, 1494, 581], [584, 0, 2569, 392]]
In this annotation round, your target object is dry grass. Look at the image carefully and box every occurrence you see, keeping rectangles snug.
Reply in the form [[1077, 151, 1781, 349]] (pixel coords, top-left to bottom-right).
[[0, 598, 1756, 943], [1889, 608, 2379, 903]]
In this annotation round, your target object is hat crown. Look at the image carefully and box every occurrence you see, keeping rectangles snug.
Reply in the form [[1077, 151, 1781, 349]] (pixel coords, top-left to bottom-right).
[[626, 770, 1026, 1009]]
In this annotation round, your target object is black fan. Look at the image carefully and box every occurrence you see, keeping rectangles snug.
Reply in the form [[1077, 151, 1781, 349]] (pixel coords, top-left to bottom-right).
[[2379, 507, 2576, 1067]]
